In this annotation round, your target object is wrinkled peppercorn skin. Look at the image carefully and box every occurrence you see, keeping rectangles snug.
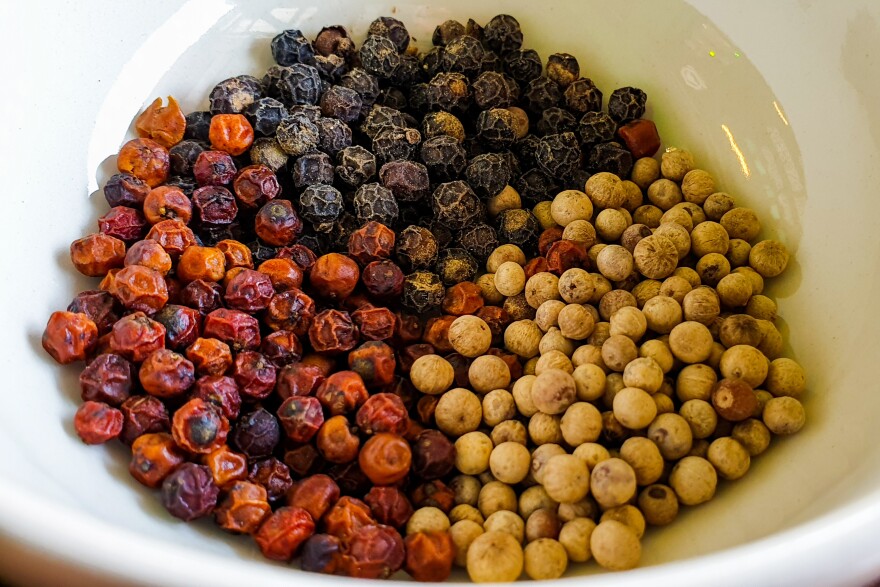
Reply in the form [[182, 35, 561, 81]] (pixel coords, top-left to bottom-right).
[[404, 531, 455, 582], [348, 341, 396, 389], [129, 432, 186, 488], [309, 309, 359, 354], [343, 524, 406, 579], [161, 463, 219, 521], [253, 506, 315, 561], [204, 445, 249, 489], [286, 474, 341, 521], [172, 398, 230, 454], [215, 480, 271, 534], [74, 401, 124, 444], [277, 396, 324, 443]]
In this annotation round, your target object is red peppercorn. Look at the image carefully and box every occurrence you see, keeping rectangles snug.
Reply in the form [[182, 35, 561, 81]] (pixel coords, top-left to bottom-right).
[[67, 290, 120, 335], [171, 398, 229, 454], [364, 486, 413, 529], [442, 281, 485, 316], [194, 150, 237, 187], [139, 349, 195, 398], [224, 268, 275, 312], [80, 353, 133, 405], [151, 304, 202, 350], [74, 401, 123, 444], [203, 308, 261, 351], [143, 185, 193, 225], [99, 206, 147, 242], [423, 315, 455, 353], [258, 258, 304, 292], [546, 240, 589, 275], [301, 534, 344, 574], [232, 351, 277, 400], [119, 395, 170, 445], [192, 186, 239, 227], [342, 524, 406, 579], [249, 457, 294, 502], [253, 506, 315, 561], [286, 474, 341, 521], [411, 429, 456, 481], [348, 221, 396, 265], [308, 309, 359, 354], [209, 113, 254, 156], [417, 396, 439, 426], [216, 239, 254, 269], [109, 311, 166, 363], [233, 164, 280, 209], [265, 289, 316, 336], [117, 138, 170, 188], [70, 233, 126, 277], [191, 375, 241, 420], [617, 118, 661, 159], [255, 199, 303, 246], [310, 253, 360, 301], [410, 480, 455, 512], [394, 312, 423, 345], [145, 218, 196, 257], [383, 376, 417, 411], [42, 311, 99, 364], [284, 444, 320, 477], [109, 265, 169, 313], [359, 433, 412, 485], [347, 341, 396, 389], [276, 362, 325, 399], [323, 496, 375, 541], [203, 445, 249, 490], [362, 260, 405, 301], [277, 396, 324, 443], [180, 279, 224, 314], [261, 330, 303, 367], [476, 305, 512, 346], [129, 432, 186, 488], [185, 337, 233, 376], [524, 256, 551, 279], [398, 343, 435, 375], [404, 531, 455, 582], [316, 371, 369, 416], [316, 415, 361, 464], [356, 393, 409, 435], [135, 96, 186, 149], [215, 480, 271, 534], [539, 226, 565, 256], [326, 461, 372, 499], [161, 463, 219, 521], [351, 305, 397, 341]]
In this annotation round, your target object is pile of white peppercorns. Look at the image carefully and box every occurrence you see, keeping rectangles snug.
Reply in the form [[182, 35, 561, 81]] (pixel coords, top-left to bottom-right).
[[407, 147, 805, 580]]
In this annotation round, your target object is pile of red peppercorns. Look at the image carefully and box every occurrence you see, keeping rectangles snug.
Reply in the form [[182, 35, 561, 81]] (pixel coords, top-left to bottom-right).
[[42, 12, 805, 582]]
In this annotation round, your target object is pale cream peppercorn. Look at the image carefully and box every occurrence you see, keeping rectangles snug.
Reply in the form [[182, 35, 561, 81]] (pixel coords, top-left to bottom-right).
[[646, 178, 683, 210], [531, 369, 578, 415], [518, 486, 557, 520], [653, 392, 675, 414], [733, 266, 764, 295], [641, 295, 682, 334], [622, 357, 663, 393], [558, 498, 599, 523], [661, 207, 694, 232], [478, 481, 518, 518], [721, 207, 761, 242], [504, 320, 543, 358], [573, 443, 611, 470], [591, 520, 641, 571], [673, 267, 701, 289], [451, 475, 482, 506], [535, 300, 566, 332], [732, 418, 772, 456], [675, 201, 707, 225], [542, 454, 590, 504], [407, 506, 451, 535], [590, 273, 613, 304], [482, 389, 516, 427], [572, 363, 607, 401], [559, 518, 596, 562], [637, 484, 679, 526], [654, 222, 692, 260], [601, 334, 638, 372], [703, 192, 736, 220], [631, 279, 661, 307], [765, 358, 806, 398], [476, 273, 505, 305], [524, 272, 560, 309], [595, 208, 630, 241], [763, 396, 806, 435], [679, 399, 718, 439], [560, 401, 603, 445], [596, 245, 634, 282], [535, 350, 574, 375], [539, 328, 575, 357], [756, 320, 783, 360], [557, 303, 596, 341], [590, 458, 637, 509], [668, 321, 714, 364], [466, 531, 524, 583], [749, 240, 789, 277], [600, 505, 646, 539], [512, 375, 539, 417], [529, 413, 563, 445], [620, 180, 644, 211], [613, 387, 657, 430], [602, 373, 625, 409], [450, 519, 484, 567], [609, 306, 647, 341], [469, 355, 512, 394], [492, 419, 528, 446], [455, 431, 494, 474], [631, 157, 660, 190], [659, 275, 692, 304], [682, 286, 720, 325], [648, 412, 694, 460], [719, 314, 763, 348], [450, 504, 485, 525], [585, 171, 627, 209], [707, 437, 751, 480], [523, 538, 568, 580], [572, 343, 606, 369], [550, 189, 593, 226], [720, 344, 769, 387], [676, 363, 717, 401], [530, 444, 567, 484], [745, 294, 777, 321], [410, 354, 455, 395], [639, 339, 674, 373], [487, 185, 522, 218], [561, 219, 598, 247], [681, 169, 715, 204], [495, 261, 526, 297], [633, 204, 663, 228], [669, 456, 717, 506], [726, 239, 752, 267], [557, 268, 595, 304], [619, 437, 663, 486], [507, 106, 530, 139], [690, 221, 729, 257], [486, 244, 526, 272], [696, 253, 731, 286], [716, 273, 753, 308], [436, 387, 483, 437], [661, 148, 695, 181], [448, 315, 492, 358], [532, 200, 557, 230], [490, 442, 532, 485]]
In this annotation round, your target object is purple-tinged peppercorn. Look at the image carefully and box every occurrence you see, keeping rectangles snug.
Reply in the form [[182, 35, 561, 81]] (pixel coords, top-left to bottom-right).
[[161, 463, 219, 521], [232, 407, 281, 459]]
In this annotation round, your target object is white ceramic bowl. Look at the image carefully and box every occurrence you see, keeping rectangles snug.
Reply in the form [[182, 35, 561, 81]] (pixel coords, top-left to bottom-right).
[[3, 0, 880, 585]]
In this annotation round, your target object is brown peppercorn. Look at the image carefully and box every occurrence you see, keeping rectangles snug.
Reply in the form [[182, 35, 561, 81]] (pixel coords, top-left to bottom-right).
[[712, 378, 758, 422], [364, 486, 414, 529], [309, 253, 360, 301], [362, 260, 405, 301], [309, 309, 359, 354], [405, 531, 456, 582]]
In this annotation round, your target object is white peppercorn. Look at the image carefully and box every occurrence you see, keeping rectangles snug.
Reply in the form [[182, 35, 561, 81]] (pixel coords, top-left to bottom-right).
[[661, 206, 694, 232], [591, 519, 641, 571], [601, 334, 638, 372], [561, 219, 597, 248], [476, 273, 505, 305], [518, 486, 558, 520], [646, 178, 683, 210], [436, 387, 483, 436], [469, 355, 512, 394], [596, 208, 630, 241], [535, 300, 566, 332], [631, 279, 661, 307], [639, 340, 674, 374], [535, 350, 574, 375], [487, 185, 522, 218], [539, 328, 575, 357], [745, 294, 777, 322], [731, 418, 772, 456], [703, 191, 735, 220], [550, 189, 593, 226], [478, 481, 518, 519], [679, 399, 718, 439], [466, 530, 524, 582], [482, 389, 516, 427], [596, 245, 634, 282], [585, 172, 627, 209], [455, 431, 494, 474], [530, 444, 567, 485], [653, 393, 675, 414], [637, 484, 679, 526], [559, 518, 596, 562], [690, 221, 729, 258], [492, 419, 528, 446], [528, 413, 563, 445], [749, 240, 789, 277], [641, 296, 682, 335], [523, 538, 568, 580], [557, 304, 596, 341], [763, 396, 805, 435], [602, 373, 625, 409], [609, 306, 647, 341], [621, 357, 663, 393], [571, 362, 607, 401], [613, 387, 657, 430], [590, 458, 637, 509], [407, 506, 451, 535], [450, 504, 485, 525], [675, 363, 717, 401], [716, 273, 753, 308], [504, 320, 543, 359], [532, 200, 557, 230], [720, 344, 769, 387], [633, 204, 663, 228], [695, 253, 731, 286], [542, 454, 590, 504], [451, 519, 484, 567], [599, 289, 636, 321], [524, 272, 560, 309], [560, 402, 603, 446], [726, 238, 752, 268], [494, 261, 526, 298], [660, 148, 694, 181], [631, 157, 660, 190], [449, 315, 493, 358], [557, 268, 595, 304], [719, 314, 763, 348], [589, 273, 613, 305], [720, 207, 761, 242], [573, 442, 611, 470], [487, 244, 526, 272], [410, 354, 455, 395], [647, 413, 693, 460], [558, 497, 599, 523], [451, 474, 482, 506], [765, 358, 806, 398], [659, 275, 692, 303], [619, 437, 664, 486], [681, 169, 715, 204], [530, 369, 578, 415], [669, 456, 717, 505], [668, 321, 713, 364], [600, 505, 646, 539], [490, 442, 532, 485], [707, 437, 751, 480], [620, 180, 644, 212], [756, 320, 783, 360], [512, 375, 539, 417]]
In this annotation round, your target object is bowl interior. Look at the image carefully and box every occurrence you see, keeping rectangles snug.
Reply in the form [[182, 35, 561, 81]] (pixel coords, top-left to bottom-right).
[[4, 0, 880, 584]]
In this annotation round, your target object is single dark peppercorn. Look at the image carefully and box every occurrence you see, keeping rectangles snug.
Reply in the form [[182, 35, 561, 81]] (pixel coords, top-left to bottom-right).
[[161, 463, 219, 521], [315, 117, 353, 155], [503, 49, 542, 83], [245, 97, 288, 136], [68, 290, 120, 335], [193, 150, 237, 186], [546, 53, 580, 88], [353, 183, 399, 226], [588, 141, 634, 178], [423, 218, 455, 250], [340, 68, 381, 111], [483, 14, 523, 54], [292, 152, 335, 188], [232, 407, 281, 459], [372, 126, 421, 164], [465, 153, 511, 198], [432, 20, 466, 46], [184, 111, 213, 141], [411, 429, 456, 480], [472, 71, 519, 110], [192, 186, 238, 226], [475, 108, 517, 150], [402, 271, 445, 314], [314, 25, 355, 59], [523, 76, 562, 114], [179, 279, 224, 315], [362, 259, 405, 301], [301, 534, 344, 574], [564, 77, 603, 114], [288, 104, 322, 122], [431, 181, 484, 231], [315, 53, 349, 82], [104, 173, 150, 209], [436, 248, 478, 285], [389, 55, 421, 87], [420, 136, 467, 182], [608, 86, 648, 122], [376, 87, 408, 110], [319, 85, 362, 123], [368, 16, 410, 53], [169, 140, 207, 176], [152, 304, 202, 350], [336, 145, 377, 187], [579, 111, 618, 146], [359, 34, 401, 80], [271, 29, 316, 66], [427, 72, 471, 113], [537, 107, 577, 136], [440, 35, 485, 78], [457, 223, 500, 263], [299, 184, 344, 232], [209, 75, 263, 114], [275, 64, 323, 106], [276, 113, 320, 157], [80, 353, 133, 406], [536, 131, 581, 179], [497, 208, 542, 252], [327, 213, 361, 253], [361, 105, 409, 140], [379, 160, 429, 202], [248, 457, 294, 502], [513, 134, 541, 171], [120, 395, 170, 445]]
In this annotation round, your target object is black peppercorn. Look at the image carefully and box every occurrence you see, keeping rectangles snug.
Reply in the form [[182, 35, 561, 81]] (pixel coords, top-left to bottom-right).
[[587, 141, 634, 178], [319, 85, 362, 123], [403, 271, 446, 314], [475, 108, 517, 150], [184, 111, 212, 142], [271, 29, 316, 66], [353, 183, 399, 226], [472, 71, 519, 110], [503, 49, 542, 83], [372, 126, 422, 164], [379, 160, 430, 203], [359, 34, 401, 80], [209, 75, 262, 114], [292, 152, 334, 187], [523, 76, 562, 114], [431, 181, 484, 231], [367, 16, 410, 53], [440, 35, 485, 78], [169, 140, 206, 177], [396, 226, 439, 271], [514, 168, 561, 207], [578, 111, 617, 146], [315, 117, 353, 154], [457, 223, 500, 263], [362, 104, 410, 140], [274, 64, 322, 106], [536, 131, 581, 179], [564, 77, 603, 114], [436, 248, 479, 285], [340, 68, 381, 112], [497, 208, 541, 253], [299, 184, 344, 231], [427, 72, 471, 113], [432, 20, 466, 46], [608, 86, 648, 123], [420, 136, 467, 182], [336, 145, 377, 187], [546, 53, 580, 88], [465, 153, 511, 198], [245, 97, 288, 136], [537, 107, 577, 136], [276, 113, 319, 157]]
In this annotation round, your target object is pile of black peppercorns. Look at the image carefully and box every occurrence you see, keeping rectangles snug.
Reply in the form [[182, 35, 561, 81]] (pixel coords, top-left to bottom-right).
[[174, 14, 647, 316]]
